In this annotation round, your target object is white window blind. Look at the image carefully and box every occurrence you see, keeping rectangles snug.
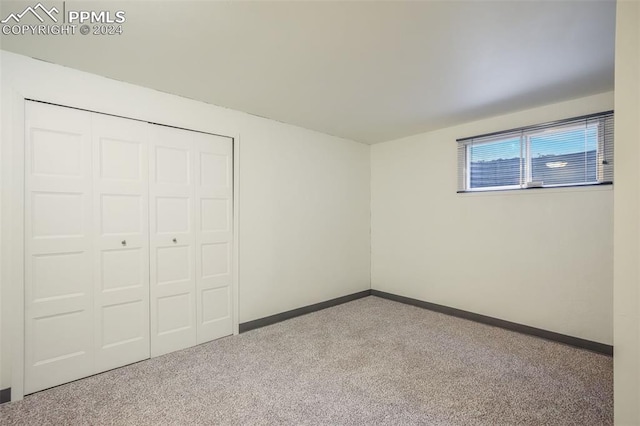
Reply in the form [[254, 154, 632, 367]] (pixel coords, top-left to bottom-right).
[[457, 111, 614, 192]]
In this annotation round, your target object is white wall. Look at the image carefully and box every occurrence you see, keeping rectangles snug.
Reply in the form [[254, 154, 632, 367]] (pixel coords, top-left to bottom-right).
[[613, 2, 640, 423], [371, 92, 614, 345], [0, 51, 371, 392]]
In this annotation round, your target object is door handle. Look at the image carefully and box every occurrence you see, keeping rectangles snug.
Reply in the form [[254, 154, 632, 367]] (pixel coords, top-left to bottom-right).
[[121, 240, 127, 246], [172, 238, 177, 244]]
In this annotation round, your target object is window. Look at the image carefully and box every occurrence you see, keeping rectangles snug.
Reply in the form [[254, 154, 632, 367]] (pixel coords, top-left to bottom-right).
[[457, 111, 614, 192]]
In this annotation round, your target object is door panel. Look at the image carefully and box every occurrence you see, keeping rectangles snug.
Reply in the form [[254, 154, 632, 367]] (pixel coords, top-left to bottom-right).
[[92, 113, 150, 372], [100, 195, 143, 235], [156, 245, 191, 284], [156, 197, 190, 233], [194, 133, 233, 344], [201, 198, 229, 232], [100, 137, 142, 181], [24, 102, 94, 394], [31, 128, 84, 177], [155, 146, 190, 185], [101, 248, 144, 291], [150, 126, 197, 356], [157, 293, 193, 334]]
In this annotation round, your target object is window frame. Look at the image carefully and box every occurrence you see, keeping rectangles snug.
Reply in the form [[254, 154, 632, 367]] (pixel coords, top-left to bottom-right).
[[458, 111, 613, 193]]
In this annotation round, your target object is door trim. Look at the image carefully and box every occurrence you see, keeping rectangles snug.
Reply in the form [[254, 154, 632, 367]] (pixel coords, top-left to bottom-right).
[[8, 92, 26, 401], [232, 134, 240, 336], [8, 98, 240, 400]]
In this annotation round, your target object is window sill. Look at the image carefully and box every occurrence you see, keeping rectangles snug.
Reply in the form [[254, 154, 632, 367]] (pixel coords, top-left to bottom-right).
[[457, 182, 612, 195]]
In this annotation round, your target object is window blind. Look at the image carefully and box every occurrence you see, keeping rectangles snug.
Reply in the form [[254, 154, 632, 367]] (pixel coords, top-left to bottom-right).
[[457, 111, 614, 192]]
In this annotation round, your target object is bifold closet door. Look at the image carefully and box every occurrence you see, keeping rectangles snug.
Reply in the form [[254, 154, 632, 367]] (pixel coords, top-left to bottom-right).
[[149, 127, 234, 356], [92, 114, 150, 372], [25, 101, 233, 392], [24, 102, 94, 394], [193, 132, 233, 344], [149, 126, 198, 357], [25, 102, 151, 394]]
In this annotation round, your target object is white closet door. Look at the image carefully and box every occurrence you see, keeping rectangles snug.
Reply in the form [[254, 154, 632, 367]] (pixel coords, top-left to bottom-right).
[[149, 125, 197, 356], [194, 133, 234, 344], [24, 102, 94, 393], [92, 114, 150, 371]]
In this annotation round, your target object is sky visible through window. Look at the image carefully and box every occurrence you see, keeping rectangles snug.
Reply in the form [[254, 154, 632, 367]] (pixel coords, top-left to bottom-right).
[[470, 127, 597, 162]]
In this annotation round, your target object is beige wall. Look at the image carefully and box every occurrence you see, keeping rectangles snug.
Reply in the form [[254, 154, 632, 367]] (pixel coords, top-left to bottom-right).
[[371, 92, 614, 345], [613, 1, 640, 424], [0, 51, 371, 393]]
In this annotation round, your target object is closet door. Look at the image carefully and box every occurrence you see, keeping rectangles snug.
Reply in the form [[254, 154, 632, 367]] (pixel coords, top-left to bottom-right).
[[149, 126, 197, 356], [23, 102, 235, 393], [92, 114, 150, 371], [24, 102, 94, 393], [194, 133, 234, 343]]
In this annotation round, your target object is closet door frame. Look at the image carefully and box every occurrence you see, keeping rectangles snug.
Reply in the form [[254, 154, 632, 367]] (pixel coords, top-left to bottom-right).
[[5, 95, 240, 401]]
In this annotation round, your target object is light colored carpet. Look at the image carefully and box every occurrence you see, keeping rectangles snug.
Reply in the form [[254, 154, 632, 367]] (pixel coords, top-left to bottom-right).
[[0, 296, 612, 425]]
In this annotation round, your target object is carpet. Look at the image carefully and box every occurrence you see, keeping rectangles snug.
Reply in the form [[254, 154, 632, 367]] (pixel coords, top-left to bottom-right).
[[0, 296, 613, 425]]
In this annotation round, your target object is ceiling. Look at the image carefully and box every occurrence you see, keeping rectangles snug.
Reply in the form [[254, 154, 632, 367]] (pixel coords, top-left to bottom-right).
[[0, 1, 616, 144]]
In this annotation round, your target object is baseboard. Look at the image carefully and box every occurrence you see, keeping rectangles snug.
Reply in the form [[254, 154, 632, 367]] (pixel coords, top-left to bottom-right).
[[0, 388, 10, 404], [238, 288, 612, 356], [239, 290, 372, 333], [371, 290, 613, 356]]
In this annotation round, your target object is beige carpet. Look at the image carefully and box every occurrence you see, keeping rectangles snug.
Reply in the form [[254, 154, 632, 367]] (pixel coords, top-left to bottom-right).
[[0, 296, 612, 425]]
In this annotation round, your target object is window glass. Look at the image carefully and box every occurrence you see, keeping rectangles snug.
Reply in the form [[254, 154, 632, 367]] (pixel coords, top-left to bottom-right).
[[469, 137, 521, 189], [529, 126, 597, 186]]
